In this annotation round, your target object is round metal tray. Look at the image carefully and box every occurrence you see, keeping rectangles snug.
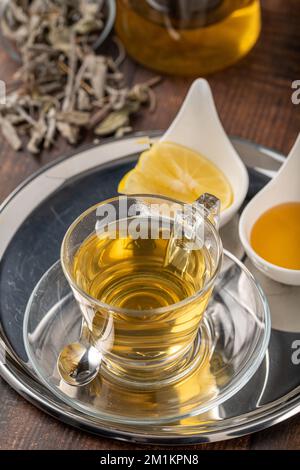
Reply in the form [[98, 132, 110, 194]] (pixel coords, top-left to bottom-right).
[[0, 133, 299, 444]]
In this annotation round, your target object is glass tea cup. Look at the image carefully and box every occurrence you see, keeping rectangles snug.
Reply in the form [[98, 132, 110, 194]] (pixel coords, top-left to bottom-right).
[[60, 194, 223, 387]]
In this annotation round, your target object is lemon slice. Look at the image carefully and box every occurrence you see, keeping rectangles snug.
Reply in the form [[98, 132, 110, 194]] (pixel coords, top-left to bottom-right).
[[118, 141, 233, 210]]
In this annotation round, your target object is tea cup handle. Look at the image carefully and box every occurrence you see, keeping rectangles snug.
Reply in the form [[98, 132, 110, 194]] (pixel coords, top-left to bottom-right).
[[196, 193, 220, 229]]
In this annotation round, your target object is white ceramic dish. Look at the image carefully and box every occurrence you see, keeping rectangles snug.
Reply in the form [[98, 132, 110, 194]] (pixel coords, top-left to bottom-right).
[[239, 134, 300, 285], [161, 79, 249, 227]]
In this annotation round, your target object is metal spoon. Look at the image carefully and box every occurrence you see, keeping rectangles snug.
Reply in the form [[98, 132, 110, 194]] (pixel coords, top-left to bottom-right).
[[57, 315, 114, 387], [57, 342, 102, 387]]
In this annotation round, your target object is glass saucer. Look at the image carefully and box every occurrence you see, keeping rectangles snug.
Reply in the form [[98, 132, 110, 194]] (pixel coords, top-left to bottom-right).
[[23, 250, 270, 425]]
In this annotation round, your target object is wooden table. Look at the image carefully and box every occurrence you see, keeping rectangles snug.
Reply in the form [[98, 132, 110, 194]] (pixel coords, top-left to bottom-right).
[[0, 0, 300, 450]]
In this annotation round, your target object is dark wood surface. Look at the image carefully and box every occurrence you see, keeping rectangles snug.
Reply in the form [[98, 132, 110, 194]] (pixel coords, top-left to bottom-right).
[[0, 0, 300, 450]]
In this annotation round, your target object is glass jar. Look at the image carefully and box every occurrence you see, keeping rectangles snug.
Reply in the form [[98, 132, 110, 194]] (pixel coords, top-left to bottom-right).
[[115, 0, 261, 76]]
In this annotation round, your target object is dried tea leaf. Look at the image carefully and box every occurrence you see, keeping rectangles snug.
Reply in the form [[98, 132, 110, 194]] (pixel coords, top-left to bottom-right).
[[44, 107, 56, 149], [35, 80, 60, 95], [94, 109, 130, 136], [73, 56, 90, 92], [107, 88, 129, 111], [0, 20, 28, 43], [62, 33, 77, 112], [9, 1, 28, 24], [57, 110, 90, 127], [127, 79, 159, 112], [48, 25, 72, 54], [26, 13, 43, 48], [86, 55, 107, 100], [79, 0, 102, 18], [125, 100, 141, 114], [77, 88, 91, 111], [115, 126, 133, 138], [88, 103, 112, 129], [0, 116, 22, 150], [27, 114, 47, 154], [57, 121, 79, 145], [16, 105, 38, 127], [73, 18, 103, 35], [128, 84, 150, 104]]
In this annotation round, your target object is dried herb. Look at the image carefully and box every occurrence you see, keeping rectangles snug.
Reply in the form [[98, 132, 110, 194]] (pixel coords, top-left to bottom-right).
[[94, 109, 130, 136], [0, 0, 161, 154], [27, 113, 47, 154], [57, 111, 90, 127], [56, 121, 79, 145], [44, 107, 56, 149], [0, 115, 22, 150]]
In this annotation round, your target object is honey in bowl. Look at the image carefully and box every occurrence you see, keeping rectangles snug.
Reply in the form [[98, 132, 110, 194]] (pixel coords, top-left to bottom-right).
[[250, 202, 300, 270]]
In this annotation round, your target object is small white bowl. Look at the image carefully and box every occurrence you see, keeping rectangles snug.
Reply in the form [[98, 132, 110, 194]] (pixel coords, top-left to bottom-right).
[[239, 134, 300, 286]]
